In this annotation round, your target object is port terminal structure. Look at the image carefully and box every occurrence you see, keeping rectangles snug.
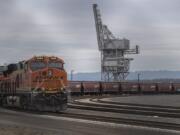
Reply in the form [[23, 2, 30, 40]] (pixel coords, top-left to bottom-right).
[[93, 4, 140, 82]]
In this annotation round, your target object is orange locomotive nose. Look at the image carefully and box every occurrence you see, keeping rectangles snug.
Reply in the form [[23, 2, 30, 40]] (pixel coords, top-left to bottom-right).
[[30, 56, 67, 92], [32, 69, 66, 92]]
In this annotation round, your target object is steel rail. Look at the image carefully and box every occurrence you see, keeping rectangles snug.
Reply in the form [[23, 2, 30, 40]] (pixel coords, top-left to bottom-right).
[[58, 112, 180, 131], [68, 99, 180, 118]]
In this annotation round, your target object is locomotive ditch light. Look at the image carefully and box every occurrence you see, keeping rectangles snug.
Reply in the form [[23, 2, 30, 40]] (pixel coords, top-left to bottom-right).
[[41, 87, 45, 91], [60, 87, 65, 92]]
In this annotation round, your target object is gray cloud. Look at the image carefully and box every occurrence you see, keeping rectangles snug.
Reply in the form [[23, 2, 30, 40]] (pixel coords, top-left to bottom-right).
[[0, 0, 180, 72]]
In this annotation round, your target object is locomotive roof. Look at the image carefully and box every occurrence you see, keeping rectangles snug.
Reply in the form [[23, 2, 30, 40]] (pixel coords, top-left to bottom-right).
[[28, 56, 65, 63]]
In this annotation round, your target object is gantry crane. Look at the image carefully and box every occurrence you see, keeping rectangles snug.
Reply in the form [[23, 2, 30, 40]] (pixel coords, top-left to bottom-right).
[[93, 4, 139, 81]]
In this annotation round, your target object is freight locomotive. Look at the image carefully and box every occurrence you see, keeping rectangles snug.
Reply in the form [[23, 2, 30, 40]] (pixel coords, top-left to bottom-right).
[[0, 56, 68, 112]]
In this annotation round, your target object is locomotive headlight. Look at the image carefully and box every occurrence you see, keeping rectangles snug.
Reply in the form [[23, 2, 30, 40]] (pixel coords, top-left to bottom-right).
[[42, 87, 45, 91], [48, 70, 53, 77]]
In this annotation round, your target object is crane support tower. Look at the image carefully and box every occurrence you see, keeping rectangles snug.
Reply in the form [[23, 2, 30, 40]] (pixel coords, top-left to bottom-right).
[[93, 4, 140, 82]]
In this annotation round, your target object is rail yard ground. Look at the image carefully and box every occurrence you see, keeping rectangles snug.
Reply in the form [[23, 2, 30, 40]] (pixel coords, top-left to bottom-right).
[[0, 123, 56, 135], [101, 94, 180, 107], [1, 94, 180, 135]]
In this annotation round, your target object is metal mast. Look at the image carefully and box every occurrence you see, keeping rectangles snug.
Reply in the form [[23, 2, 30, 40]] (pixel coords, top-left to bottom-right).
[[93, 4, 139, 82]]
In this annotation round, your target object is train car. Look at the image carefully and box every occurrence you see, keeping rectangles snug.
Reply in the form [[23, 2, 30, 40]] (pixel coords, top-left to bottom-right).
[[157, 83, 172, 93], [121, 82, 140, 93], [83, 81, 100, 95], [140, 82, 157, 93], [0, 56, 68, 112], [69, 81, 180, 95], [102, 82, 119, 94], [68, 81, 82, 95], [170, 83, 179, 93]]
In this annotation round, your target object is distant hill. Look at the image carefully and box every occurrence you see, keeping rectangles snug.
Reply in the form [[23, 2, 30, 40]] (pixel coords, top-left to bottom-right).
[[68, 71, 180, 81]]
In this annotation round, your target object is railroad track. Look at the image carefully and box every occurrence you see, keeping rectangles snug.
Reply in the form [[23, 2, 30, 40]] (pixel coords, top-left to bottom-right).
[[68, 97, 180, 118], [55, 112, 180, 131], [97, 98, 180, 109], [91, 98, 180, 112], [3, 106, 180, 131], [2, 103, 180, 131]]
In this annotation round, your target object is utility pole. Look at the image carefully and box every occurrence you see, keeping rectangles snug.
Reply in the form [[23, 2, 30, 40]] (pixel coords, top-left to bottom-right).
[[70, 70, 74, 81], [138, 73, 140, 83]]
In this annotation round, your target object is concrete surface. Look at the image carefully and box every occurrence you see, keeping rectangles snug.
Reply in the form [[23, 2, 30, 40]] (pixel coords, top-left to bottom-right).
[[0, 107, 179, 135], [101, 94, 180, 107]]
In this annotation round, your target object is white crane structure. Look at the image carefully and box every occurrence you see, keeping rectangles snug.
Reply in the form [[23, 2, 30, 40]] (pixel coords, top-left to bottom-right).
[[93, 4, 139, 82]]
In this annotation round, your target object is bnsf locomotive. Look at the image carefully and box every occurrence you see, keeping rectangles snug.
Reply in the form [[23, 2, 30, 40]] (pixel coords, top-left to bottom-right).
[[0, 56, 67, 111]]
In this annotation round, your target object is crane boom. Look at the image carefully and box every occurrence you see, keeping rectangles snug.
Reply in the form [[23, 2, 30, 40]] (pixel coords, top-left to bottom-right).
[[93, 4, 103, 50]]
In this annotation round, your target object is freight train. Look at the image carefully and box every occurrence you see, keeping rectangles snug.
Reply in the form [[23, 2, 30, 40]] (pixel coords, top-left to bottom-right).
[[68, 81, 180, 95], [0, 56, 68, 112]]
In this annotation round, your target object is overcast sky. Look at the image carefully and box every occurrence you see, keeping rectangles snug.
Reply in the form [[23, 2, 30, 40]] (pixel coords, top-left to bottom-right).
[[0, 0, 180, 73]]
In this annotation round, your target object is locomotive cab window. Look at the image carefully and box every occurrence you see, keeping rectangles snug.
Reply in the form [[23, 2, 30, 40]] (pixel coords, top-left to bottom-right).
[[31, 61, 46, 71], [48, 62, 63, 70]]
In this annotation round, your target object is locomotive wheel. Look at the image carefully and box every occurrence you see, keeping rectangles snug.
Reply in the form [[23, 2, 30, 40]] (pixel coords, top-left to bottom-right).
[[36, 104, 44, 112], [0, 97, 3, 105], [20, 96, 29, 110], [2, 97, 7, 107], [50, 96, 56, 112]]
